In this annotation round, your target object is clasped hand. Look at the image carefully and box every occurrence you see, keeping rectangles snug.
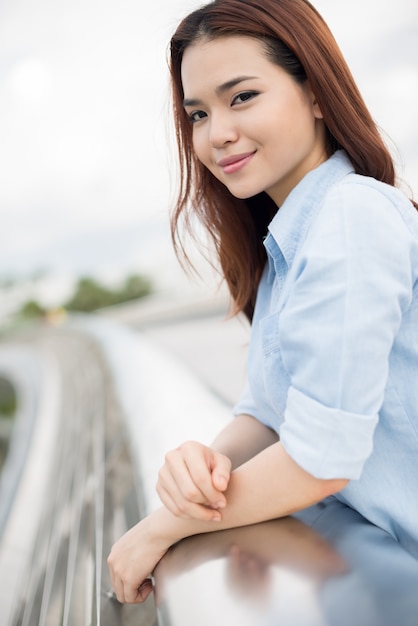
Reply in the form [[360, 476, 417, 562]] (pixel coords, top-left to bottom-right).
[[107, 441, 232, 603], [157, 440, 232, 521]]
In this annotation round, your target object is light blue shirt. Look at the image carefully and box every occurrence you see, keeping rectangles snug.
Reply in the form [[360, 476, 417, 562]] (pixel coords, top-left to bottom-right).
[[234, 151, 418, 557]]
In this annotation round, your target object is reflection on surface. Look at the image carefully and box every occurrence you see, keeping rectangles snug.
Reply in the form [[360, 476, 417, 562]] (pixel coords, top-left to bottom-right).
[[154, 498, 418, 626]]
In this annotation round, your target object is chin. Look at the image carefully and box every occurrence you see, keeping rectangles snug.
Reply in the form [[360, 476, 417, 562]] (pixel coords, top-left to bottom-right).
[[227, 186, 264, 200]]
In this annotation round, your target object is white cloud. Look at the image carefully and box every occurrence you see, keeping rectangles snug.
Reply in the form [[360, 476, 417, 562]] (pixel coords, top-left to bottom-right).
[[8, 57, 53, 105]]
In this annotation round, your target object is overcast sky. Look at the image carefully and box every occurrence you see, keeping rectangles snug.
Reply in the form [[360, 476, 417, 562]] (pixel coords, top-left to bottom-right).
[[0, 0, 417, 284]]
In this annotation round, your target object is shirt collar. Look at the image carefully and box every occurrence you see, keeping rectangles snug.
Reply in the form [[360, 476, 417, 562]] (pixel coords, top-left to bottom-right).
[[264, 151, 355, 276]]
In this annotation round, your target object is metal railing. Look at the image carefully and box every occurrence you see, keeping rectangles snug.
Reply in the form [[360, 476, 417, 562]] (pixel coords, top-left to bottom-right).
[[87, 316, 418, 626], [0, 329, 156, 626], [2, 318, 418, 626]]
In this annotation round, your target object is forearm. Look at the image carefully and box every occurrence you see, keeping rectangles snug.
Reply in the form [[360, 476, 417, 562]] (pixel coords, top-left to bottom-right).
[[210, 413, 279, 469], [146, 441, 348, 549], [108, 440, 348, 602]]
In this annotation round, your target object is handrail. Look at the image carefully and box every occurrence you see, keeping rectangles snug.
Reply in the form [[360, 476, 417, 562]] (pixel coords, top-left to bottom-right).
[[84, 316, 418, 626], [0, 346, 41, 538], [82, 316, 232, 513], [0, 344, 59, 625], [2, 317, 418, 625], [0, 329, 156, 626]]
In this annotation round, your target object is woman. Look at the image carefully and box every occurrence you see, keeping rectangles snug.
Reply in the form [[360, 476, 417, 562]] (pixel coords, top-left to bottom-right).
[[108, 0, 418, 603]]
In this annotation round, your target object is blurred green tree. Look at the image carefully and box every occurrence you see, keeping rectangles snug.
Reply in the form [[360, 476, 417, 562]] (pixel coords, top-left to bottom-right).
[[18, 300, 46, 319], [117, 274, 152, 303], [65, 277, 115, 312], [65, 274, 152, 312], [0, 377, 17, 417]]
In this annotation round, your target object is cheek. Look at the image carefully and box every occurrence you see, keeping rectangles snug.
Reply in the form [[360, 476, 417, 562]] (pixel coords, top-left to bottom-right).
[[192, 130, 209, 166], [271, 104, 317, 148]]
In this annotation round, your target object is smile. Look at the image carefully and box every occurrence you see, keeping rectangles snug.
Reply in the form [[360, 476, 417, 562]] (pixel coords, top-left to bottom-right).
[[217, 151, 256, 174]]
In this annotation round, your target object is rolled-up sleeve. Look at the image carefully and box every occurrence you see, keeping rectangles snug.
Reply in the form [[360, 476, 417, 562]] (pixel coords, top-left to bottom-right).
[[233, 383, 258, 419], [281, 386, 378, 478], [277, 183, 415, 479]]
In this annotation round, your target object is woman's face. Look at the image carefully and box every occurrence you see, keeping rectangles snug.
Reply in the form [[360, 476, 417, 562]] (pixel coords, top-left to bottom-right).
[[181, 36, 327, 206]]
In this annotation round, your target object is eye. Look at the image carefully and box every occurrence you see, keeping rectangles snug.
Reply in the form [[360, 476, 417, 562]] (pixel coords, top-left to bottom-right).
[[231, 90, 259, 105], [187, 109, 207, 123]]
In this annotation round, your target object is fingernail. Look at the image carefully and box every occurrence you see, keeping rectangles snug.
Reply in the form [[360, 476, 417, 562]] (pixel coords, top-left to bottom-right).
[[215, 500, 225, 509], [212, 512, 221, 522]]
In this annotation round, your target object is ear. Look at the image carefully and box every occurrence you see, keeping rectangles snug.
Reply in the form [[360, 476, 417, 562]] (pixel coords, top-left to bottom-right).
[[307, 83, 324, 119], [312, 97, 324, 120]]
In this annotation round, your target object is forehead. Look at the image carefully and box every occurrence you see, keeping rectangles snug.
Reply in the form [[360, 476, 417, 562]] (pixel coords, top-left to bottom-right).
[[181, 35, 272, 93]]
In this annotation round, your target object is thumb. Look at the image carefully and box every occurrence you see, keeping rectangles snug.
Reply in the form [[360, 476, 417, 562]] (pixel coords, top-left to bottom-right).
[[211, 453, 232, 492]]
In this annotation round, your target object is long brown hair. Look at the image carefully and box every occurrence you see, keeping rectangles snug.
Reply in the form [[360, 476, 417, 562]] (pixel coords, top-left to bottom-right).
[[169, 0, 417, 321]]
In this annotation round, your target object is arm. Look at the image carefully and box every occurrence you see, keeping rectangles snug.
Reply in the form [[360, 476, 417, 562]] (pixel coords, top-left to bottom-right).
[[211, 413, 279, 469], [108, 440, 348, 603], [160, 440, 347, 533], [154, 517, 347, 592], [156, 414, 279, 519]]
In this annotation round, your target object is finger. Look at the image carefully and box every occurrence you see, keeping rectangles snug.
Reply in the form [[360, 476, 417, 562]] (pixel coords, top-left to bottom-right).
[[182, 447, 227, 506], [157, 465, 209, 514], [137, 579, 154, 603], [157, 480, 189, 517], [159, 457, 210, 506], [158, 485, 222, 521], [162, 444, 227, 510], [113, 577, 126, 604], [211, 453, 232, 493], [124, 578, 153, 604], [165, 443, 215, 497], [157, 466, 206, 517], [107, 554, 125, 603]]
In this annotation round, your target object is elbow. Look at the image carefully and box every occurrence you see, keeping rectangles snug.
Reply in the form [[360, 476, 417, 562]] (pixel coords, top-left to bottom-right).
[[320, 477, 349, 499]]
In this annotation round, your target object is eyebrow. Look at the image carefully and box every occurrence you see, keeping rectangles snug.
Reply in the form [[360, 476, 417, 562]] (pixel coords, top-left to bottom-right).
[[183, 75, 259, 107]]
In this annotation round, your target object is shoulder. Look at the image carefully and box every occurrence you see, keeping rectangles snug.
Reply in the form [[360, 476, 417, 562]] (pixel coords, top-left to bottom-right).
[[310, 173, 418, 245]]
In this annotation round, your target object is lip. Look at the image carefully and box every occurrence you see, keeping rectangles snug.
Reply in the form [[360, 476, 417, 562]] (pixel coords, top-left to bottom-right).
[[217, 151, 256, 174]]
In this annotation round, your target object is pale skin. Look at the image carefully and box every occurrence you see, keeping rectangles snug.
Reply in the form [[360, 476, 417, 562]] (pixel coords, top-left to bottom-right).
[[107, 35, 349, 604]]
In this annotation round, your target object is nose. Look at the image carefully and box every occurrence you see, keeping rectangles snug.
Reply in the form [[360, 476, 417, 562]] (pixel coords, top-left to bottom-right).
[[209, 110, 238, 148]]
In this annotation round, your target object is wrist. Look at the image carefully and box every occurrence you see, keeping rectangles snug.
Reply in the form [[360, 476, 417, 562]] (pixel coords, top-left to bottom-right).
[[144, 504, 225, 553], [142, 506, 190, 551]]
